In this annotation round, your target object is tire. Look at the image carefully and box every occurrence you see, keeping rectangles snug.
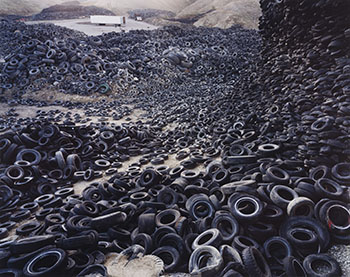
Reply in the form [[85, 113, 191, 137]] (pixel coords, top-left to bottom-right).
[[261, 204, 284, 224], [246, 222, 276, 243], [269, 185, 298, 209], [279, 216, 330, 252], [287, 197, 314, 217], [152, 246, 180, 272], [219, 244, 242, 264], [10, 235, 56, 255], [132, 233, 153, 254], [265, 167, 290, 185], [91, 211, 127, 231], [159, 233, 185, 256], [228, 194, 263, 223], [189, 246, 224, 276], [315, 178, 344, 199], [23, 248, 67, 276], [77, 264, 108, 277], [303, 254, 341, 277], [263, 236, 292, 265], [283, 256, 306, 277], [192, 228, 223, 250], [242, 247, 271, 277], [0, 269, 22, 277], [155, 209, 180, 228], [211, 212, 240, 242], [286, 227, 319, 256]]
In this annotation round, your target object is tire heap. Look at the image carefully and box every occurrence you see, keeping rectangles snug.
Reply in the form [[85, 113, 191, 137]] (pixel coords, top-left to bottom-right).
[[0, 0, 349, 277], [0, 21, 260, 96], [0, 20, 86, 61], [259, 0, 350, 166]]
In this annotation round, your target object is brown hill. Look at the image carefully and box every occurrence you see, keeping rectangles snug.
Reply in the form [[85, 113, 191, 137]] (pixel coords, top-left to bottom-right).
[[176, 0, 260, 29]]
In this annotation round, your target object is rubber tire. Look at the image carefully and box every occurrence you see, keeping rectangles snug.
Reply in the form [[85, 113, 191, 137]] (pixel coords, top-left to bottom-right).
[[303, 254, 341, 277], [242, 247, 271, 277]]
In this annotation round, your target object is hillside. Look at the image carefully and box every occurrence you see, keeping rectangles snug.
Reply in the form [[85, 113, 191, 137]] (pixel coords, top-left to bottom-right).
[[81, 0, 195, 14], [0, 0, 66, 16], [176, 0, 260, 29], [0, 0, 260, 29]]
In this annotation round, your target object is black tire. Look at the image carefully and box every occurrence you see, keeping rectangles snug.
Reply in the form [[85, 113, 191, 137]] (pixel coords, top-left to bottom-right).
[[0, 269, 22, 277], [263, 236, 292, 265], [10, 235, 56, 255], [303, 254, 341, 277], [23, 248, 67, 276], [138, 213, 155, 235], [211, 212, 240, 242], [242, 247, 271, 277], [269, 185, 298, 209], [152, 246, 180, 272], [286, 227, 319, 256], [132, 233, 153, 254], [232, 236, 260, 253], [283, 256, 306, 277], [266, 167, 290, 185], [279, 216, 330, 252], [189, 245, 224, 276], [261, 204, 284, 224], [228, 194, 263, 223], [192, 228, 223, 250], [91, 211, 127, 231], [287, 197, 314, 217], [155, 209, 180, 228], [219, 244, 242, 264], [246, 222, 276, 243], [159, 233, 186, 256], [77, 264, 108, 277]]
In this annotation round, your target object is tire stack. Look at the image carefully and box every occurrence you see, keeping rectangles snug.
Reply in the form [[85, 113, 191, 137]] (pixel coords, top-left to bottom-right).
[[0, 21, 260, 97], [0, 0, 349, 276], [259, 0, 350, 166]]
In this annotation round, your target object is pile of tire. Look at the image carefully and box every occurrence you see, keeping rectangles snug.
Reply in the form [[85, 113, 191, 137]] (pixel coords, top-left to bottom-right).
[[259, 0, 350, 166], [0, 19, 86, 60], [0, 113, 348, 276], [0, 21, 260, 96], [0, 0, 349, 276]]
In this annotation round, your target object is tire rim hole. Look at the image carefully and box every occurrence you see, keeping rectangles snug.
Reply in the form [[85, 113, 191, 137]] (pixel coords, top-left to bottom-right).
[[328, 206, 350, 227], [311, 260, 332, 274], [295, 205, 310, 216], [277, 189, 294, 201]]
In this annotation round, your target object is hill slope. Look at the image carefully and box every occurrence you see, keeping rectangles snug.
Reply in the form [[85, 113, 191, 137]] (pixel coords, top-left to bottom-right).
[[81, 0, 195, 14], [0, 0, 66, 16], [176, 0, 260, 29], [0, 0, 260, 29]]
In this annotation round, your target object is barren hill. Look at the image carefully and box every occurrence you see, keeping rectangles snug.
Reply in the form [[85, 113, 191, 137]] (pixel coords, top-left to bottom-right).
[[176, 0, 260, 29], [0, 0, 66, 16]]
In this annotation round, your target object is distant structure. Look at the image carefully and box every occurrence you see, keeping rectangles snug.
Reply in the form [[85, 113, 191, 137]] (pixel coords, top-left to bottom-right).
[[90, 15, 126, 27], [135, 14, 143, 21]]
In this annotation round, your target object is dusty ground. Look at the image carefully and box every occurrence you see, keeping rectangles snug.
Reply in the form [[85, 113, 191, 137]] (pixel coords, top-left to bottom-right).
[[25, 17, 158, 36]]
